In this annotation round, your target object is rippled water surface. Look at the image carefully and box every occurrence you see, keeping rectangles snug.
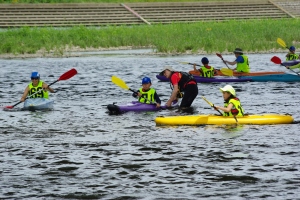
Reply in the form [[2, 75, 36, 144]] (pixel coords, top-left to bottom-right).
[[1, 51, 300, 199]]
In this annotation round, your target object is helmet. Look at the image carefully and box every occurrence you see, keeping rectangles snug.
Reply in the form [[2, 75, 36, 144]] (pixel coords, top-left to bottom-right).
[[289, 46, 296, 51], [201, 57, 209, 64], [233, 48, 243, 54], [142, 77, 151, 84], [220, 85, 236, 96], [31, 72, 40, 79]]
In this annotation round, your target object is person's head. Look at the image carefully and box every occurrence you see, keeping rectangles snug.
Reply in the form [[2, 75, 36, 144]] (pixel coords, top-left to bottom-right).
[[233, 48, 243, 57], [220, 85, 236, 100], [289, 46, 296, 53], [160, 66, 174, 78], [31, 72, 40, 85], [141, 76, 152, 90], [201, 57, 209, 65]]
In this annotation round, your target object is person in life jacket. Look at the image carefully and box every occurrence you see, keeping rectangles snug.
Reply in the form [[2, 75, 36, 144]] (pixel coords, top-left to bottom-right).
[[224, 48, 250, 73], [20, 72, 55, 102], [161, 66, 198, 108], [193, 57, 217, 78], [214, 85, 244, 117], [286, 46, 299, 61], [132, 76, 161, 108]]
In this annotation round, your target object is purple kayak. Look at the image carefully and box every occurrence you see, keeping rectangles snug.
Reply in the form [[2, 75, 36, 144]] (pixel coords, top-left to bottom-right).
[[107, 101, 179, 114], [282, 60, 300, 66], [156, 75, 251, 83]]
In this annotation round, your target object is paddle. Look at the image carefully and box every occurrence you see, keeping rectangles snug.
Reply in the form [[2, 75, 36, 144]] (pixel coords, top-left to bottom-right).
[[179, 61, 201, 66], [277, 38, 289, 50], [111, 75, 157, 104], [271, 56, 300, 76], [220, 68, 233, 76], [4, 68, 78, 109], [202, 96, 238, 122], [216, 53, 231, 69]]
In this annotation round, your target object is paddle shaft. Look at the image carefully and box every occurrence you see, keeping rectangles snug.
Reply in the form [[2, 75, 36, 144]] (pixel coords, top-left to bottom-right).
[[216, 53, 231, 69]]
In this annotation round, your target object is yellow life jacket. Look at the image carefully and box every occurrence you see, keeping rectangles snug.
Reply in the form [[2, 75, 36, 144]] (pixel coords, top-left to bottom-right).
[[28, 80, 49, 99], [223, 97, 244, 117], [236, 55, 250, 73], [200, 65, 215, 77], [138, 88, 155, 104], [286, 53, 299, 61]]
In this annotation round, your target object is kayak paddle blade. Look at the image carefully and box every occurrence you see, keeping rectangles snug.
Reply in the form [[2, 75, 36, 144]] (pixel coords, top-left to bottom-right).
[[216, 53, 223, 59], [271, 56, 282, 65], [111, 75, 130, 91], [220, 68, 233, 76], [277, 38, 288, 49], [59, 68, 78, 81]]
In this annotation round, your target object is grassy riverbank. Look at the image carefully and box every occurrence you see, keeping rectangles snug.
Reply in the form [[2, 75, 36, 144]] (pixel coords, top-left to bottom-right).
[[1, 18, 299, 57], [1, 0, 240, 3]]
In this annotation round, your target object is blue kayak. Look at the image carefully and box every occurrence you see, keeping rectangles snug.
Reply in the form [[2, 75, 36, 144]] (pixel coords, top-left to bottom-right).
[[239, 74, 300, 82], [156, 75, 251, 83], [107, 101, 178, 114], [282, 60, 300, 66], [23, 98, 54, 111]]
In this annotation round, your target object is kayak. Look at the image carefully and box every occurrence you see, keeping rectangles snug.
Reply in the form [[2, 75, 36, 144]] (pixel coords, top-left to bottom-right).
[[282, 60, 300, 66], [23, 98, 54, 111], [155, 114, 294, 126], [239, 74, 300, 82], [189, 70, 285, 77], [107, 101, 178, 114], [156, 75, 251, 83]]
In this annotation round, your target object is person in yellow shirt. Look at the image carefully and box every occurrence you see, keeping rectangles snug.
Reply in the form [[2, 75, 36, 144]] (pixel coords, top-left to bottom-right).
[[193, 57, 217, 77], [224, 48, 250, 73], [20, 72, 55, 102], [214, 85, 244, 117]]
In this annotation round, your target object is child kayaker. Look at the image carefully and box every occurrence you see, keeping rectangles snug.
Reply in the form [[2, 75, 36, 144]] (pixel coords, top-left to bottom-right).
[[224, 48, 250, 73], [193, 57, 217, 78], [132, 77, 161, 108], [214, 85, 244, 117], [286, 46, 299, 61], [20, 72, 55, 102]]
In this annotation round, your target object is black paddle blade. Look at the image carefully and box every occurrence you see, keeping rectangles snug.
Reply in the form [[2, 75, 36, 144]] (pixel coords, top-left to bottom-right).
[[271, 56, 282, 65]]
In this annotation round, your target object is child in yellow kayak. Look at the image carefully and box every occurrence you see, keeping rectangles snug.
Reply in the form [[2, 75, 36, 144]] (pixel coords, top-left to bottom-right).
[[214, 85, 244, 117], [132, 77, 161, 108], [193, 57, 217, 78]]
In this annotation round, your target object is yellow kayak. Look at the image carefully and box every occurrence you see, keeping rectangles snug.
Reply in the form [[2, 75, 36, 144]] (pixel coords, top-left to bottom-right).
[[155, 114, 294, 126]]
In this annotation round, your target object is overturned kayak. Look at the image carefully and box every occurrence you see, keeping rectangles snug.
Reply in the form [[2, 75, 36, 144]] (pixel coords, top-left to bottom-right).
[[107, 101, 178, 114], [155, 114, 294, 126], [239, 74, 300, 82], [23, 98, 54, 111], [156, 75, 251, 83], [189, 70, 285, 77]]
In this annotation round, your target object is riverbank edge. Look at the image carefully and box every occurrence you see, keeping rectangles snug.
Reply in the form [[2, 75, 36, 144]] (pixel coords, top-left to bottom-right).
[[0, 46, 288, 59]]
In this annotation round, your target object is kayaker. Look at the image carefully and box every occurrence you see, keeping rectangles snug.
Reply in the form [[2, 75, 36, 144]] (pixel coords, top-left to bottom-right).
[[132, 77, 161, 108], [161, 66, 198, 109], [193, 57, 217, 78], [286, 46, 299, 61], [214, 85, 244, 117], [20, 72, 55, 102], [223, 48, 250, 73]]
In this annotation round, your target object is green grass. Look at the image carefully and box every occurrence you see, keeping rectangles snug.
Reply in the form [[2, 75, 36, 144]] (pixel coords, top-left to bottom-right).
[[1, 18, 299, 55], [1, 0, 241, 3]]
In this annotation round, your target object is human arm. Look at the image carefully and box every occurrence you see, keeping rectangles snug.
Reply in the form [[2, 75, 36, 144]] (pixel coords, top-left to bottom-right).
[[132, 90, 140, 98], [214, 103, 233, 113], [154, 92, 161, 108], [288, 63, 300, 69], [166, 84, 179, 107], [20, 86, 29, 102], [43, 82, 55, 93]]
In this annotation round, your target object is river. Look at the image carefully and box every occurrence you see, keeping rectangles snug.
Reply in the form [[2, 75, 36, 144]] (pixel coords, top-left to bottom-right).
[[0, 50, 299, 199]]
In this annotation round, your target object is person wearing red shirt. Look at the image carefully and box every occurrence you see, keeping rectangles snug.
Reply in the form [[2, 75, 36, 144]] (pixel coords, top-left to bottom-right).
[[161, 66, 198, 109]]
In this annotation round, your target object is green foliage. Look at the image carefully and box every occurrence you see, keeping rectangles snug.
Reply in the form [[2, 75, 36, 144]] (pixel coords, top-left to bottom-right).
[[0, 18, 299, 55]]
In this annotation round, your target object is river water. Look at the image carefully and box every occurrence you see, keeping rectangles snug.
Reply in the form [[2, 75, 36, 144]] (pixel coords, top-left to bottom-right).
[[0, 50, 299, 199]]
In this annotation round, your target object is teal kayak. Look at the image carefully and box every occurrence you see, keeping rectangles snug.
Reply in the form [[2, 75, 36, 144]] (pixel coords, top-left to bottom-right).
[[239, 74, 300, 82]]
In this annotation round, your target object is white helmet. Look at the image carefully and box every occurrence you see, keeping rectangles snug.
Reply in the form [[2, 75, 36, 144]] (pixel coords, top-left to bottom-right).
[[220, 85, 236, 96]]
